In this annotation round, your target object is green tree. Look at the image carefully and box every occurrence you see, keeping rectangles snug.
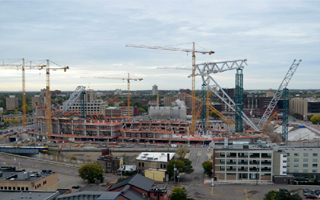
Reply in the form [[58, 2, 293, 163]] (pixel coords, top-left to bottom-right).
[[310, 114, 320, 124], [79, 162, 104, 183], [176, 146, 189, 159], [167, 158, 193, 179], [170, 186, 187, 200], [202, 160, 212, 177], [264, 189, 302, 200]]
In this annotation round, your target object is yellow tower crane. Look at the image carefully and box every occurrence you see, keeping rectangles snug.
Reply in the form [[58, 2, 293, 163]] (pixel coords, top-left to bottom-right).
[[0, 58, 29, 128], [38, 60, 69, 139], [95, 73, 143, 118], [126, 43, 214, 135]]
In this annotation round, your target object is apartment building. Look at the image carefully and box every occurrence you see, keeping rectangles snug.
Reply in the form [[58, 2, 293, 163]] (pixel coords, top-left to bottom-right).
[[5, 95, 19, 111], [283, 147, 320, 174], [214, 145, 274, 183]]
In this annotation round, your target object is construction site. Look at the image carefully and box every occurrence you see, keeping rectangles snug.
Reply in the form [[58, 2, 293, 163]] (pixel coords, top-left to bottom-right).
[[0, 44, 304, 146]]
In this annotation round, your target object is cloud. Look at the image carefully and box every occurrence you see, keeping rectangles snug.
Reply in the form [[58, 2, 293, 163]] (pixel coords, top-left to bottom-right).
[[0, 0, 319, 91]]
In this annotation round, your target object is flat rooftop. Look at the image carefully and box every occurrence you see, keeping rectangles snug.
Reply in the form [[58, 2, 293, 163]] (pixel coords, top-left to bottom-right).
[[136, 152, 175, 162], [0, 191, 59, 200], [0, 167, 54, 181]]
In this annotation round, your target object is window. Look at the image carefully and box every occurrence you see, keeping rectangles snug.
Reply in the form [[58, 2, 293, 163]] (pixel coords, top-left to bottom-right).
[[294, 163, 299, 167], [294, 153, 298, 156], [313, 164, 318, 167], [294, 158, 299, 162], [303, 158, 308, 162], [303, 163, 308, 168], [303, 153, 308, 157], [312, 169, 317, 173], [313, 153, 318, 157], [313, 159, 318, 162]]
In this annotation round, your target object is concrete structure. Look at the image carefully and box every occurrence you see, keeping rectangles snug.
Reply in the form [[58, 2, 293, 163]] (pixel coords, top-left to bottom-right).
[[62, 89, 107, 116], [145, 169, 166, 182], [282, 147, 320, 174], [97, 149, 122, 173], [136, 152, 175, 171], [148, 100, 187, 120], [272, 150, 288, 176], [31, 95, 41, 110], [5, 95, 19, 111], [290, 97, 320, 120], [0, 167, 58, 191], [214, 145, 273, 183], [243, 93, 273, 117]]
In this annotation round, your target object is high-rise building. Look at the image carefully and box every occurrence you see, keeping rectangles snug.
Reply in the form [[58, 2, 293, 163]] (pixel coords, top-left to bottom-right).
[[5, 95, 19, 111], [152, 84, 158, 95]]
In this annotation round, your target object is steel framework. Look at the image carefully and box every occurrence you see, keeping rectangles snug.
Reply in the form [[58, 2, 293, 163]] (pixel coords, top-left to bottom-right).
[[62, 86, 86, 112], [195, 59, 260, 132], [235, 68, 244, 132], [258, 59, 302, 129]]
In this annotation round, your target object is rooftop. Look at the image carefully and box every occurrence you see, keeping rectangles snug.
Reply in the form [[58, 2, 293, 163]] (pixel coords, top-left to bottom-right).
[[0, 167, 54, 181], [0, 191, 59, 200], [136, 152, 175, 162]]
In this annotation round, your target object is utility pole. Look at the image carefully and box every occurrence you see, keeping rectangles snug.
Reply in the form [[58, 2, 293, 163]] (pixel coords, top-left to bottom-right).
[[212, 148, 215, 187]]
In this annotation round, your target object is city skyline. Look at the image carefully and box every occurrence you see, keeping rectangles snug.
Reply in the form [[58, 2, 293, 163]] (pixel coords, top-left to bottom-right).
[[0, 0, 319, 91]]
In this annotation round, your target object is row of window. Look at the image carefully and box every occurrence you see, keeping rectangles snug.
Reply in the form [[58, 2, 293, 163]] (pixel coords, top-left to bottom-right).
[[288, 158, 318, 163], [288, 163, 318, 168], [289, 153, 318, 157], [0, 186, 29, 191]]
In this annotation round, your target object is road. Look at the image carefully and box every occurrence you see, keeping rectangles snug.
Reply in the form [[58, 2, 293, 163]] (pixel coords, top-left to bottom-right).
[[170, 146, 214, 199]]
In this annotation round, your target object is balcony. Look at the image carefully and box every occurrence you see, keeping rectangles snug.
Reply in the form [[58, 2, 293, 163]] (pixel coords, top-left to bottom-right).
[[249, 161, 260, 165], [238, 161, 248, 165], [238, 168, 248, 172], [261, 153, 272, 159], [261, 161, 272, 165], [227, 153, 237, 158]]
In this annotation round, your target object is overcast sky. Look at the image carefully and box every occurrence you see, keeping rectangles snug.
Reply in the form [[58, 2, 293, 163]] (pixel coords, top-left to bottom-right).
[[0, 0, 319, 91]]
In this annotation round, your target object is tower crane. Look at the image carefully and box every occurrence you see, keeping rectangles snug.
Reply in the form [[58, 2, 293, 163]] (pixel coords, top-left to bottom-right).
[[95, 73, 143, 118], [0, 58, 33, 129], [126, 43, 214, 134], [38, 60, 69, 139]]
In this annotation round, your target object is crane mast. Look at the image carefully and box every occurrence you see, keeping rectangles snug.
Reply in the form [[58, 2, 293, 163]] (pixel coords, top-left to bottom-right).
[[258, 59, 302, 129], [38, 60, 69, 139], [126, 42, 214, 135], [94, 73, 143, 118], [0, 59, 29, 129], [21, 58, 27, 127]]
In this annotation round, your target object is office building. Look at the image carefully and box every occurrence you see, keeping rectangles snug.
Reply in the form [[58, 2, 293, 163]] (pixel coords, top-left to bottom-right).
[[5, 95, 19, 111]]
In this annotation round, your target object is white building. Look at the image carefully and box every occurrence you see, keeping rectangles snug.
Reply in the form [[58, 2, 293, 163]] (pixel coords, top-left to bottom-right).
[[152, 85, 158, 96], [148, 100, 186, 120]]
